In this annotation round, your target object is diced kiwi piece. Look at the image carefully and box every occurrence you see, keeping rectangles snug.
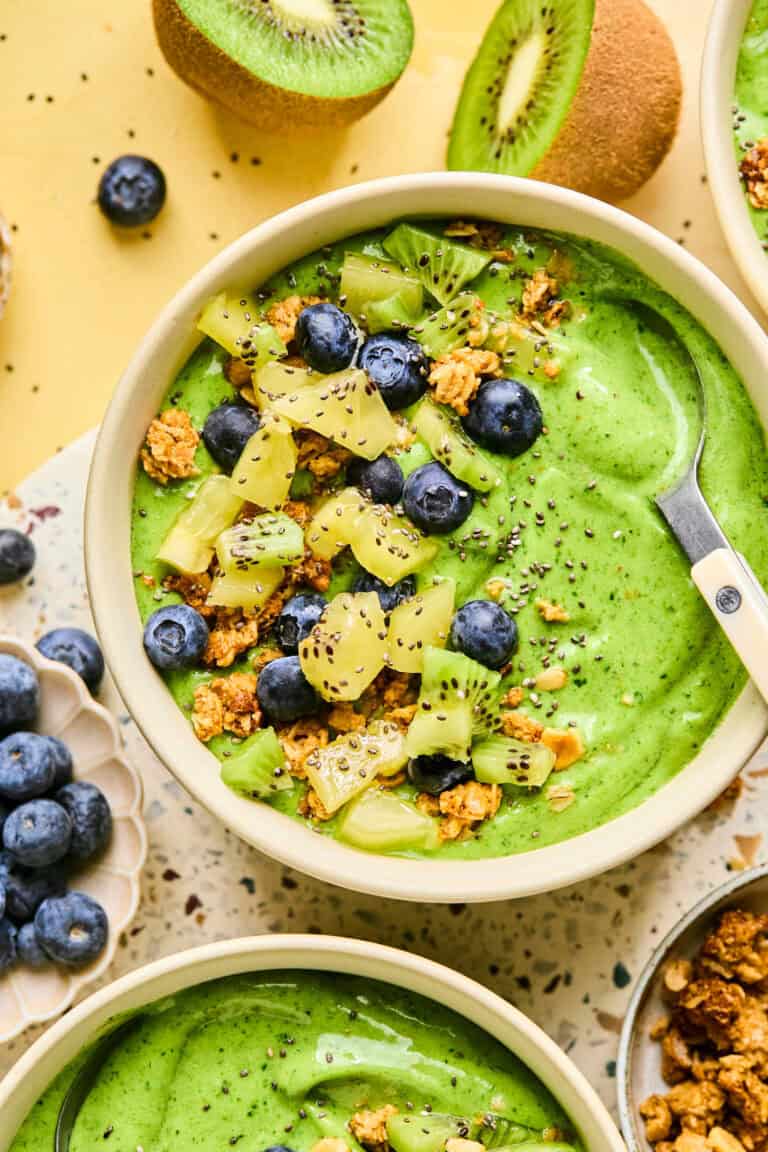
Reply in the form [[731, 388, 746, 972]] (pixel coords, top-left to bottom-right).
[[153, 0, 415, 132], [471, 1118, 541, 1149], [487, 315, 573, 382], [406, 647, 502, 761], [350, 501, 439, 586], [412, 398, 501, 493], [472, 736, 555, 787], [386, 580, 455, 673], [338, 788, 439, 852], [198, 292, 287, 369], [268, 368, 399, 461], [256, 360, 314, 406], [216, 513, 304, 572], [383, 224, 491, 306], [412, 294, 485, 359], [229, 414, 297, 510], [220, 727, 293, 800], [300, 591, 388, 701], [306, 487, 365, 561], [365, 292, 424, 335], [207, 564, 284, 610], [340, 252, 423, 318], [157, 474, 243, 574], [387, 1113, 470, 1152], [303, 720, 407, 814]]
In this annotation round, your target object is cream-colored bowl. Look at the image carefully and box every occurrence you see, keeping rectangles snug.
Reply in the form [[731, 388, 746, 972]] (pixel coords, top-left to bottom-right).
[[0, 933, 624, 1152], [702, 0, 768, 315], [0, 636, 146, 1042], [85, 172, 768, 903]]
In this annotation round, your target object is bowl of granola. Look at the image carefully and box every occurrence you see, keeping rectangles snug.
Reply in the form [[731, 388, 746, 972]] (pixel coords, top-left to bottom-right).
[[617, 865, 768, 1152], [702, 0, 768, 317], [85, 172, 768, 902]]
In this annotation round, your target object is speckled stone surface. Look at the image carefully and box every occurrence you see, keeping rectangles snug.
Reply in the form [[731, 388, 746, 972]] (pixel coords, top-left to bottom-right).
[[0, 432, 767, 1112]]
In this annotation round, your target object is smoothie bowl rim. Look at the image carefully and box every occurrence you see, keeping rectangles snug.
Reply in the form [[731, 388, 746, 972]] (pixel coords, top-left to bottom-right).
[[0, 932, 624, 1152], [701, 0, 768, 317], [85, 170, 768, 904]]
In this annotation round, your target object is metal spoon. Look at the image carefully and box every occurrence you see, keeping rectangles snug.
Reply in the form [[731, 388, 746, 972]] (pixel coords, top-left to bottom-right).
[[54, 1019, 139, 1152], [621, 300, 768, 702]]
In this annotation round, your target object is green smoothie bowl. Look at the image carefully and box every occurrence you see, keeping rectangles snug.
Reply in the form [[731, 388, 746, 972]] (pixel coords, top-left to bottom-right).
[[0, 933, 624, 1152], [703, 0, 768, 316], [85, 173, 768, 903]]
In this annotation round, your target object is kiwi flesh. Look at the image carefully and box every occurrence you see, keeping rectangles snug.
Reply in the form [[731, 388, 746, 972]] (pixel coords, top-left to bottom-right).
[[384, 225, 491, 306], [405, 647, 501, 762], [153, 0, 414, 130], [448, 0, 681, 202], [411, 293, 485, 359]]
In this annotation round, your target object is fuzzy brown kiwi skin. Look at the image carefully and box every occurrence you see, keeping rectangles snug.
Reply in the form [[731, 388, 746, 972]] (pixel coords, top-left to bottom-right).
[[153, 0, 398, 130], [532, 0, 682, 202]]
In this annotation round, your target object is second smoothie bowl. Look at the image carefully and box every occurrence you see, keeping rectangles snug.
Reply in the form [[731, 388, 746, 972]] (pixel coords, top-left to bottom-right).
[[85, 173, 768, 902]]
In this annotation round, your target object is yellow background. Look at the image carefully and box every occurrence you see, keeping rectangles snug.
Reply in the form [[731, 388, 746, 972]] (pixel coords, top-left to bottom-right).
[[0, 0, 757, 492]]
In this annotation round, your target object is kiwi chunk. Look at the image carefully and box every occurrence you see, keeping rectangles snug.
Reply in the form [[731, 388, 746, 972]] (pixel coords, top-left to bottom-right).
[[198, 292, 287, 369], [471, 1118, 544, 1149], [340, 252, 423, 318], [387, 1113, 471, 1152], [412, 397, 501, 493], [386, 579, 455, 673], [303, 720, 407, 813], [229, 414, 298, 510], [216, 513, 304, 571], [153, 0, 415, 131], [412, 293, 485, 359], [157, 475, 243, 574], [448, 0, 594, 177], [365, 292, 424, 334], [406, 647, 501, 762], [207, 564, 285, 609], [300, 591, 388, 701], [473, 736, 555, 787], [221, 727, 293, 800], [338, 788, 439, 852], [384, 225, 491, 306]]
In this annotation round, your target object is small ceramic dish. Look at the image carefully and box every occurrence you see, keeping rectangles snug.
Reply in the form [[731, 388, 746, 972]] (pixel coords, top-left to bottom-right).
[[616, 864, 768, 1152], [0, 635, 147, 1043], [0, 932, 625, 1152], [702, 0, 767, 315]]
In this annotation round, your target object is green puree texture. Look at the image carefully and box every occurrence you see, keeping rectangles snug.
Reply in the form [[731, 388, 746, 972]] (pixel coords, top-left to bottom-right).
[[131, 223, 768, 860], [734, 0, 768, 244], [9, 972, 573, 1152]]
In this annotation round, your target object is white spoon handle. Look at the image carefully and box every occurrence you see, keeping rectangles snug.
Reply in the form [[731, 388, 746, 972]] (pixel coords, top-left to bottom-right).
[[692, 548, 768, 704]]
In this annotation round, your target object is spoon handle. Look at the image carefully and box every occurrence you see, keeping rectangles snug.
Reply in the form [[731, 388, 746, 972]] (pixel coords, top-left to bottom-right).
[[692, 547, 768, 703]]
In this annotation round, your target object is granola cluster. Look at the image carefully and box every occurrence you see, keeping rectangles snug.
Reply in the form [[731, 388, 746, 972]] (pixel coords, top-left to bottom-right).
[[265, 293, 322, 345], [140, 409, 200, 485], [641, 910, 768, 1152], [740, 140, 768, 211], [417, 781, 502, 841], [520, 269, 569, 329], [428, 347, 502, 417]]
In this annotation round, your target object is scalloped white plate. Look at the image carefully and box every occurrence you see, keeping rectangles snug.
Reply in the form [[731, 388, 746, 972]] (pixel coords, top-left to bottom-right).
[[0, 636, 146, 1043]]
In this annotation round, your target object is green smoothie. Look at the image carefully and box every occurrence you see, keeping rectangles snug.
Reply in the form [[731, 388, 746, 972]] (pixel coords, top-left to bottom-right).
[[9, 971, 576, 1152], [733, 0, 768, 244], [130, 220, 768, 860]]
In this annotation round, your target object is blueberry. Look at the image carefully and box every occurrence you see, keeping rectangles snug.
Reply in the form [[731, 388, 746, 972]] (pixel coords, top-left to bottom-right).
[[143, 605, 209, 671], [352, 572, 415, 614], [35, 892, 109, 968], [407, 755, 474, 795], [42, 736, 74, 790], [0, 529, 35, 585], [358, 334, 428, 410], [0, 732, 56, 802], [450, 600, 518, 670], [36, 628, 105, 694], [0, 850, 65, 923], [295, 303, 358, 373], [202, 403, 261, 474], [0, 918, 17, 972], [402, 462, 474, 534], [257, 656, 319, 724], [3, 800, 72, 868], [0, 654, 39, 737], [98, 155, 166, 227], [462, 378, 543, 457], [346, 454, 404, 504], [55, 781, 112, 861], [16, 922, 49, 968], [274, 594, 327, 656]]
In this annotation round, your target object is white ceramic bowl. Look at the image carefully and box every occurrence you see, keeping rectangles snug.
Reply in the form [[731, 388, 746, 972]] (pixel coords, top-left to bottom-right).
[[85, 171, 768, 903], [0, 636, 146, 1042], [0, 932, 624, 1152], [702, 0, 768, 315], [616, 864, 768, 1152]]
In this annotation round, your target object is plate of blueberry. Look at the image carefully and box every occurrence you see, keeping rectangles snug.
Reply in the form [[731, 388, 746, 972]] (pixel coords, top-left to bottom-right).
[[0, 632, 146, 1041]]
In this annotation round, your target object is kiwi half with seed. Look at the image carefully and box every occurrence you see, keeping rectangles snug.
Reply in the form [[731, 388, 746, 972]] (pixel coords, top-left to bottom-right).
[[448, 0, 681, 202], [153, 0, 414, 130]]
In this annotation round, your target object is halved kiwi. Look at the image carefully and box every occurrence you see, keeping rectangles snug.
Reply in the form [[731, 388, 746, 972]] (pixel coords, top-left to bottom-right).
[[153, 0, 414, 130], [447, 0, 681, 202]]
